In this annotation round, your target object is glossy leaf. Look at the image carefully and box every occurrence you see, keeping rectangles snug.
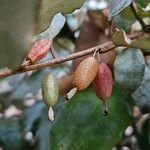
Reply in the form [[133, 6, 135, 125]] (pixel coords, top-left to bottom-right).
[[50, 84, 133, 150], [108, 0, 133, 17], [37, 0, 85, 33]]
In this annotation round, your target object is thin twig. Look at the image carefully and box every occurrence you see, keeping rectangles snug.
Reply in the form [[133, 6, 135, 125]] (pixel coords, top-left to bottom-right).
[[130, 2, 146, 31], [0, 32, 143, 79], [49, 43, 58, 59]]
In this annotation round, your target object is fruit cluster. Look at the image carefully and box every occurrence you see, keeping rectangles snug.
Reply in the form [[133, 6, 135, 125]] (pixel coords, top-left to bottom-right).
[[41, 55, 113, 120], [66, 56, 113, 115]]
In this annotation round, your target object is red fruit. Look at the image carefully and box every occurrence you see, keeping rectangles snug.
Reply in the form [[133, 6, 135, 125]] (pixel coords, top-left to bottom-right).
[[26, 38, 52, 63], [93, 63, 113, 101]]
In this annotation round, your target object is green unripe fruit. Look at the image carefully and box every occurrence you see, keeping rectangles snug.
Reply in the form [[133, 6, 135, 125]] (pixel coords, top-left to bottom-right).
[[42, 73, 59, 107]]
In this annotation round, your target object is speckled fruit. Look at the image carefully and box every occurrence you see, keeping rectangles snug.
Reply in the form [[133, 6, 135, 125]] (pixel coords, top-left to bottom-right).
[[42, 73, 59, 107], [73, 57, 99, 90], [27, 38, 51, 63], [93, 63, 113, 100], [114, 48, 145, 92]]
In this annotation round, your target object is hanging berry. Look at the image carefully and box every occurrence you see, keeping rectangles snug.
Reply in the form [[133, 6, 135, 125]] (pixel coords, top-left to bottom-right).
[[26, 38, 52, 64], [93, 63, 113, 115], [66, 56, 99, 100], [42, 73, 59, 121]]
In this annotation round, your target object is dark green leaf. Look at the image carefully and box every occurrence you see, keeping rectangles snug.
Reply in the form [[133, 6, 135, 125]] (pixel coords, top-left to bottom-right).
[[50, 84, 133, 150], [137, 114, 150, 150], [113, 6, 136, 31], [135, 0, 150, 8]]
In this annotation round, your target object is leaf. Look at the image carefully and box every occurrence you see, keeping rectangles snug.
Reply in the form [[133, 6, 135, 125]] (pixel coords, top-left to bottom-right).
[[0, 118, 22, 150], [113, 6, 136, 31], [22, 99, 66, 150], [34, 104, 51, 150], [0, 0, 37, 68], [112, 29, 150, 51], [35, 13, 66, 41], [22, 102, 45, 132], [132, 67, 150, 113], [0, 118, 36, 150], [22, 102, 50, 150], [112, 30, 132, 46], [9, 69, 48, 100], [135, 0, 150, 8], [50, 84, 133, 150], [37, 0, 85, 33], [113, 5, 150, 31], [137, 114, 150, 150], [108, 0, 133, 17], [131, 36, 150, 51], [7, 73, 25, 89], [114, 48, 145, 92]]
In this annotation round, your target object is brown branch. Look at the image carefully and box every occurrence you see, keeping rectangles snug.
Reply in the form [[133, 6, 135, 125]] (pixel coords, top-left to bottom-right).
[[130, 2, 150, 32], [0, 32, 143, 79], [49, 43, 58, 59]]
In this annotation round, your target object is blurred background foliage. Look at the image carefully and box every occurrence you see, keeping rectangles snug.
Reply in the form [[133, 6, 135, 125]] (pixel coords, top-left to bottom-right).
[[0, 0, 150, 150]]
